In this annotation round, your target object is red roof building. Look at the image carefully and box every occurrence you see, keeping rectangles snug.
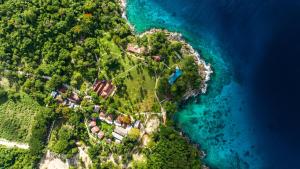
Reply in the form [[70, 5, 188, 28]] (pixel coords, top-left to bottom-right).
[[92, 80, 115, 99], [91, 126, 100, 134], [96, 83, 105, 95], [99, 111, 106, 120], [152, 55, 161, 62], [98, 131, 105, 139], [105, 114, 113, 124], [114, 116, 122, 127], [93, 82, 101, 91], [127, 44, 145, 54], [89, 121, 97, 128]]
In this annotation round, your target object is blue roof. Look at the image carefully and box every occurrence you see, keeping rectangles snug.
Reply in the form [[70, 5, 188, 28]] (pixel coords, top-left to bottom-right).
[[168, 67, 182, 85]]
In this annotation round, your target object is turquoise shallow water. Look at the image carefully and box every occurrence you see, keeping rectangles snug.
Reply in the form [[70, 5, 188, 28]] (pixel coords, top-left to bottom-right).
[[126, 0, 269, 168]]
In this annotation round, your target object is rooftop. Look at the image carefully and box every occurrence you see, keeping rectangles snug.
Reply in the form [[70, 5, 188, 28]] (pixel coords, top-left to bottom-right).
[[114, 126, 128, 137], [112, 132, 124, 141], [152, 55, 161, 62], [94, 105, 100, 113], [99, 111, 106, 119], [127, 44, 145, 54], [98, 131, 105, 139], [93, 80, 115, 99], [91, 126, 100, 134], [89, 121, 97, 128]]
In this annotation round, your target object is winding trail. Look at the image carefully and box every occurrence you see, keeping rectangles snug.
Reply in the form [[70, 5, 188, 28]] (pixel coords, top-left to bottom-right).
[[0, 138, 29, 149], [112, 64, 140, 80]]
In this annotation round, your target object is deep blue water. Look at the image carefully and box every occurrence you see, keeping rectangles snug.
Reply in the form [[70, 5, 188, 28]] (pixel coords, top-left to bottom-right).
[[126, 0, 300, 168]]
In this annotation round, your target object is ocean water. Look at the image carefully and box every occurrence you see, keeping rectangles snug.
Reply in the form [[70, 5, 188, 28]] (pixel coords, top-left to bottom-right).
[[126, 0, 300, 169]]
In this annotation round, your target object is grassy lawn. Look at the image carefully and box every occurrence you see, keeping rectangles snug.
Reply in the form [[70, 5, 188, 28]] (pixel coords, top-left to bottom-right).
[[0, 94, 50, 142], [98, 37, 145, 81], [104, 47, 163, 114], [122, 63, 158, 112]]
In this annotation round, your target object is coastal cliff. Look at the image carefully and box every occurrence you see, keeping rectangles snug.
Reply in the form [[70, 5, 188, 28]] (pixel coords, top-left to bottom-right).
[[120, 0, 212, 98], [120, 0, 213, 168]]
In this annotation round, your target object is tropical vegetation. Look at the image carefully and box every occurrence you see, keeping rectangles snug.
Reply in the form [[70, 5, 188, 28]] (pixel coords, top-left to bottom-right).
[[0, 0, 207, 168]]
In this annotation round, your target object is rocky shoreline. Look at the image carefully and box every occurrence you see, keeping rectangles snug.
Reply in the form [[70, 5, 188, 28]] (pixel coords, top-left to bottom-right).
[[119, 0, 212, 97], [139, 29, 213, 95]]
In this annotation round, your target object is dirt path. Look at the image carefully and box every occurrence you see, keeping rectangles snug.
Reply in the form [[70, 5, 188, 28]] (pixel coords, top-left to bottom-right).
[[0, 138, 29, 149], [154, 77, 167, 124], [112, 63, 140, 80]]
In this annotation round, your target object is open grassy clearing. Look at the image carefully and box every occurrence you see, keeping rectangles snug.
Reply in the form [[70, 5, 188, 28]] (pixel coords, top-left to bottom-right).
[[97, 36, 141, 80], [122, 62, 158, 112], [101, 48, 160, 114], [0, 93, 50, 142], [117, 51, 183, 113]]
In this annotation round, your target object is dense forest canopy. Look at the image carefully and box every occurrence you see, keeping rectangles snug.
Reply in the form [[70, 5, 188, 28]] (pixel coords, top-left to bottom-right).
[[0, 146, 34, 169], [0, 0, 131, 91]]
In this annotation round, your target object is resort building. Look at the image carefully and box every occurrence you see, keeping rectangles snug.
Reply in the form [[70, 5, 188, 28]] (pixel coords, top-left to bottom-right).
[[88, 121, 97, 128], [105, 114, 113, 124], [99, 111, 106, 121], [112, 132, 124, 141], [168, 66, 183, 85], [62, 100, 68, 106], [114, 116, 122, 127], [127, 43, 145, 54], [97, 131, 105, 139], [84, 13, 92, 17], [101, 82, 114, 98], [152, 55, 161, 62], [56, 95, 64, 103], [133, 120, 141, 129], [92, 80, 115, 99], [114, 126, 128, 137], [91, 126, 100, 134], [126, 125, 132, 131], [94, 105, 100, 113]]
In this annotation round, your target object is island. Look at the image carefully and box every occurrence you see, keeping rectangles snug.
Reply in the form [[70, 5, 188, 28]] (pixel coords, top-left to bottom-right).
[[0, 0, 212, 168]]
